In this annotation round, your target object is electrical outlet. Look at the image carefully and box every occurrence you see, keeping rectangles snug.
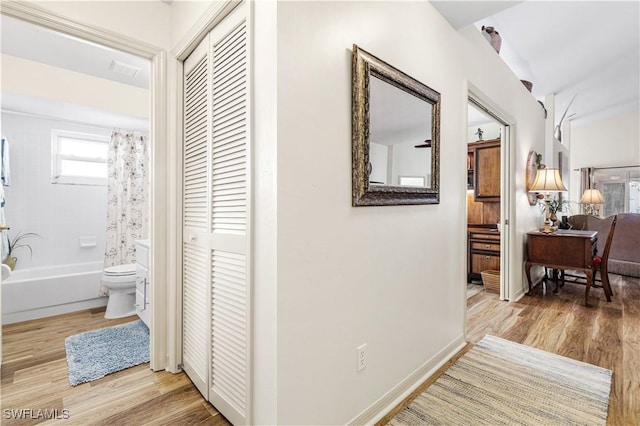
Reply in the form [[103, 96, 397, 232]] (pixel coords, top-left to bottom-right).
[[357, 343, 367, 372]]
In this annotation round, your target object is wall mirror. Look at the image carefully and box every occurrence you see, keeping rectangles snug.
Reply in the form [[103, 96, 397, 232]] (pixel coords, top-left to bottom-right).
[[352, 44, 440, 206]]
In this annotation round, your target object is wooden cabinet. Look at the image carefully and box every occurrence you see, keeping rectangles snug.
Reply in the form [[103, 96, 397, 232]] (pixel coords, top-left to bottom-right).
[[467, 192, 501, 225], [468, 138, 500, 202], [467, 139, 501, 281], [468, 228, 501, 282]]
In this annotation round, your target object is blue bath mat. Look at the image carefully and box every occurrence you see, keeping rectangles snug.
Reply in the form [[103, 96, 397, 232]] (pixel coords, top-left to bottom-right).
[[64, 320, 149, 386]]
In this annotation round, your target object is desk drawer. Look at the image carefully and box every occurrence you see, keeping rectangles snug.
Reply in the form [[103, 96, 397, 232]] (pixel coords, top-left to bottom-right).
[[471, 242, 500, 252], [469, 232, 500, 241], [471, 253, 500, 275]]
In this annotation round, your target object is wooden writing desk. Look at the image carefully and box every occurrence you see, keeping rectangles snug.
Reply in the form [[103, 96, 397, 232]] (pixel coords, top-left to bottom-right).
[[525, 230, 598, 307]]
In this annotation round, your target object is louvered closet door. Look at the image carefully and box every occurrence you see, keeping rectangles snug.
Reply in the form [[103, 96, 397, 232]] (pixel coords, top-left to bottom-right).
[[182, 34, 212, 399], [182, 3, 250, 425], [208, 4, 250, 425]]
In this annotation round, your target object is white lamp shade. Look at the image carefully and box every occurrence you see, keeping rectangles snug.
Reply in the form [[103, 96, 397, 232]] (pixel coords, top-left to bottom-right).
[[528, 168, 567, 192], [579, 189, 604, 204]]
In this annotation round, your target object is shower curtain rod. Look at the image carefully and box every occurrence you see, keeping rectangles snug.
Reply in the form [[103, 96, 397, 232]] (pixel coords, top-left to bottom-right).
[[0, 108, 149, 133]]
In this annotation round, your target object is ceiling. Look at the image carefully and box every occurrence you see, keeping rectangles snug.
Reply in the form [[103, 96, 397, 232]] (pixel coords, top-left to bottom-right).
[[432, 0, 640, 128], [2, 3, 637, 131], [0, 14, 150, 89], [1, 14, 150, 130]]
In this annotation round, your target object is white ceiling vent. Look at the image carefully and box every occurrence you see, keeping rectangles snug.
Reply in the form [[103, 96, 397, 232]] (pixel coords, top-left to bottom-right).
[[109, 60, 140, 78]]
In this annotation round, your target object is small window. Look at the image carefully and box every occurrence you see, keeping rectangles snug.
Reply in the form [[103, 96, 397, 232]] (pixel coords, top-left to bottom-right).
[[52, 130, 109, 185]]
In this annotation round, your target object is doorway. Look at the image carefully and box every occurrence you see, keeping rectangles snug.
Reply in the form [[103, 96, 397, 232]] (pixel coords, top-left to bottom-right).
[[465, 95, 511, 304], [0, 4, 167, 370]]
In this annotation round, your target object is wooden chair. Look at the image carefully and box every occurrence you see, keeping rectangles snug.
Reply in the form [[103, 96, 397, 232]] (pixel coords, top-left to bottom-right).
[[561, 215, 617, 304]]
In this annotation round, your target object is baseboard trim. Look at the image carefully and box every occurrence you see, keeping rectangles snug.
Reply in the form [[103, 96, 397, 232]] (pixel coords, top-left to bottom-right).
[[511, 285, 526, 302], [347, 335, 466, 425]]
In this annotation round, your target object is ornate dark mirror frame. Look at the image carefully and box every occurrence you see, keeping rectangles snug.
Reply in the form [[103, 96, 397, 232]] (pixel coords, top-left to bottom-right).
[[352, 44, 441, 206]]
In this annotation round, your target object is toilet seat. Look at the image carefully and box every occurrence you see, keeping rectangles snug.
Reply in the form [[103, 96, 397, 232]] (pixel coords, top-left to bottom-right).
[[103, 263, 136, 283]]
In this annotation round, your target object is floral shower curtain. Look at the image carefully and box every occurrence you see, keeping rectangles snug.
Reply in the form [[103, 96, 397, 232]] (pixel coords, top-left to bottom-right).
[[103, 130, 149, 271]]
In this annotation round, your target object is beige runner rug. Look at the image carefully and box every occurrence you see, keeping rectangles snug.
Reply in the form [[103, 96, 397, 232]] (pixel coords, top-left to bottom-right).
[[390, 335, 612, 425]]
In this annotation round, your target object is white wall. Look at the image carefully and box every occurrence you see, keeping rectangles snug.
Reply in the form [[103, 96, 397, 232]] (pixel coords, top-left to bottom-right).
[[568, 110, 640, 202], [273, 1, 544, 424], [467, 122, 501, 142], [32, 1, 171, 50], [391, 141, 430, 186], [569, 111, 640, 206], [169, 0, 215, 48], [571, 110, 639, 168], [2, 113, 108, 270], [1, 54, 149, 120]]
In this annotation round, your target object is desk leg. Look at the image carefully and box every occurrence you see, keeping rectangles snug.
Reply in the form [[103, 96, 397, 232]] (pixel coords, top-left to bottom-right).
[[525, 262, 533, 295], [584, 269, 594, 308]]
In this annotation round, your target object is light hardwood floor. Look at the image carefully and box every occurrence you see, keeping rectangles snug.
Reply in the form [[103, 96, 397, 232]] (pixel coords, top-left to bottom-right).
[[467, 273, 640, 425], [3, 275, 639, 425], [1, 308, 231, 425], [380, 273, 640, 425]]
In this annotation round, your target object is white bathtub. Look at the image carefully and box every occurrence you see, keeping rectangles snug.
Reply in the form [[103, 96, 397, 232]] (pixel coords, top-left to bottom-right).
[[2, 261, 107, 324]]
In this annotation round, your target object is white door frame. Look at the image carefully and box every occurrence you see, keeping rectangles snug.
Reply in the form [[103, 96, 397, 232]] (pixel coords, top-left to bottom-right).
[[465, 82, 517, 318], [0, 1, 169, 371]]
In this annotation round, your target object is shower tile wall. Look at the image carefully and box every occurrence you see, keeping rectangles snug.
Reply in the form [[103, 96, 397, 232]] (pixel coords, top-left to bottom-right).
[[2, 112, 109, 270]]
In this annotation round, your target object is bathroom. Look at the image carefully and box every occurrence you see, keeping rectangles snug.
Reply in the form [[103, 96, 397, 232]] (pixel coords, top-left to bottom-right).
[[1, 15, 152, 327]]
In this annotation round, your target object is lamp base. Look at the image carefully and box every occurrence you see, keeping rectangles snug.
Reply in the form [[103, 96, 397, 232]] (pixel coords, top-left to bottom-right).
[[540, 221, 555, 234], [585, 203, 600, 217]]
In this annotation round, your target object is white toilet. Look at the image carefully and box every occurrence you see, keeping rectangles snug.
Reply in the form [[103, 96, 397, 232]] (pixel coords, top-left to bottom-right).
[[102, 263, 137, 318]]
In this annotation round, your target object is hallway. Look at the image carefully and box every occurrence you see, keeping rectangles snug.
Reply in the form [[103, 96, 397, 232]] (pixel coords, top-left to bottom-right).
[[467, 273, 640, 425]]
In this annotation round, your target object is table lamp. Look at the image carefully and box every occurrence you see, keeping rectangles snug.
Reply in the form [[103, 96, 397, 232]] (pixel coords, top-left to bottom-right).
[[579, 188, 603, 216], [528, 168, 567, 233]]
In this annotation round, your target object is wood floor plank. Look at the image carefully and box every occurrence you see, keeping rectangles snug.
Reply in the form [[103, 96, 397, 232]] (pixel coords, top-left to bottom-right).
[[92, 384, 206, 425], [1, 308, 231, 426]]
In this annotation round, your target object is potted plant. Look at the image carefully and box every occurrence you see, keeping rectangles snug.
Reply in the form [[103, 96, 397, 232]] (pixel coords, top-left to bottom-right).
[[546, 198, 573, 226], [3, 232, 40, 270]]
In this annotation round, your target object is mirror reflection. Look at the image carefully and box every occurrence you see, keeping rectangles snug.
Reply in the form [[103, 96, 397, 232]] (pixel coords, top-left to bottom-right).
[[369, 76, 433, 187]]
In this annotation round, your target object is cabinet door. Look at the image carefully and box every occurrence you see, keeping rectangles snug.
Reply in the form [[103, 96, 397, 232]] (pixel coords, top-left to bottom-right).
[[467, 191, 483, 224], [475, 144, 500, 201], [467, 150, 474, 189], [136, 265, 150, 327]]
